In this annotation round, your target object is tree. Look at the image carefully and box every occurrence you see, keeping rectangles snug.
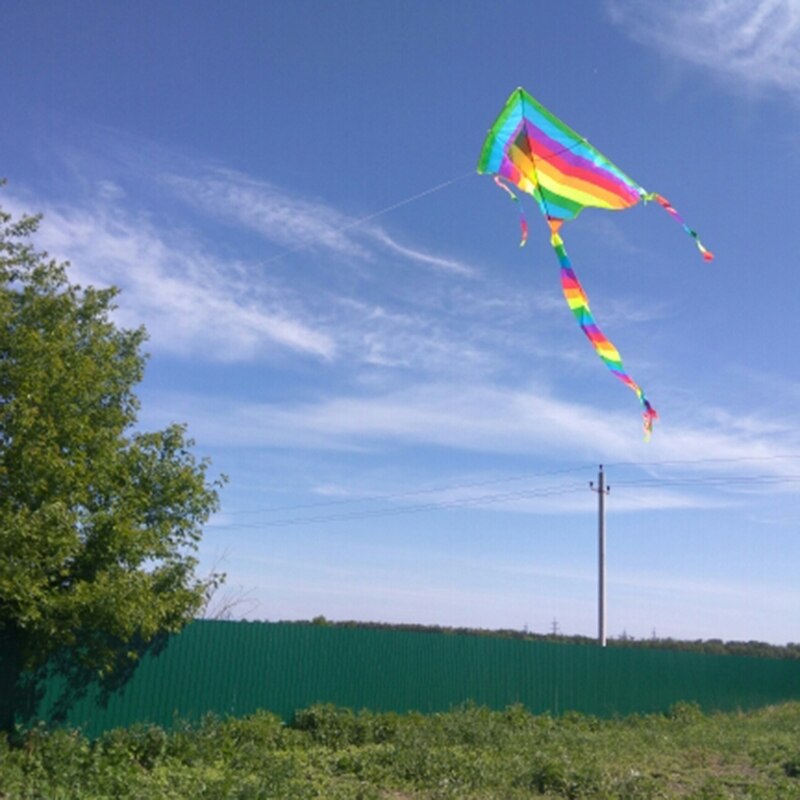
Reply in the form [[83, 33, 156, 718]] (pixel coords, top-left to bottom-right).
[[0, 194, 224, 693]]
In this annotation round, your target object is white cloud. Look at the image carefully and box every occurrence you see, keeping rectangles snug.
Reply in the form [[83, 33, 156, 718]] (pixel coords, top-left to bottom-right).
[[146, 382, 629, 454], [607, 0, 800, 99], [164, 170, 371, 261], [164, 168, 480, 276], [208, 545, 800, 639], [329, 295, 511, 377], [145, 380, 800, 484], [4, 141, 604, 378], [371, 230, 476, 276], [469, 559, 799, 610], [1, 189, 522, 377], [7, 195, 335, 361]]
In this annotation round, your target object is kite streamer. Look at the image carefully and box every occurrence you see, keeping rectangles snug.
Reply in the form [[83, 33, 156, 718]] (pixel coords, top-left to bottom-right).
[[552, 231, 657, 439], [478, 87, 712, 437], [493, 176, 529, 246], [645, 192, 714, 261]]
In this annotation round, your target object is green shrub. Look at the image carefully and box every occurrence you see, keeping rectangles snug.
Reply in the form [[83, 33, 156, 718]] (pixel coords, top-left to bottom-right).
[[98, 722, 168, 768], [292, 704, 361, 747], [667, 700, 705, 723], [3, 702, 800, 798]]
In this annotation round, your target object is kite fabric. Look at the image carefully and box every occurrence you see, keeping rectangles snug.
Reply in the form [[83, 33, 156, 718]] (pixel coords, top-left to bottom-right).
[[477, 87, 713, 438]]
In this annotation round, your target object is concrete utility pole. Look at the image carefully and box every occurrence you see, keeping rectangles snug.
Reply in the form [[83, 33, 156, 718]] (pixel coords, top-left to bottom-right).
[[589, 465, 610, 647]]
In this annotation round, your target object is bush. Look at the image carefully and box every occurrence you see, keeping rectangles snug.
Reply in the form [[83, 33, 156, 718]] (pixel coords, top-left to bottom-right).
[[2, 702, 800, 798]]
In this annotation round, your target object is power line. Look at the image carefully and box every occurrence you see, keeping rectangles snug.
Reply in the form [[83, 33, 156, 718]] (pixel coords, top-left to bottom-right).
[[215, 481, 589, 529], [223, 464, 592, 515], [610, 474, 800, 489], [222, 453, 800, 517], [604, 454, 800, 470], [213, 471, 800, 530]]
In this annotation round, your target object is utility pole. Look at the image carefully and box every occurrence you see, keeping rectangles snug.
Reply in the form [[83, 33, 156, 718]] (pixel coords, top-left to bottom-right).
[[589, 464, 610, 647]]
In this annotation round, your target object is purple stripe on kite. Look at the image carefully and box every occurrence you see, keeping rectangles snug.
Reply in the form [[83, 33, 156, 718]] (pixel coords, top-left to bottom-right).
[[519, 123, 642, 203], [499, 161, 522, 184], [584, 326, 606, 340], [519, 123, 623, 183]]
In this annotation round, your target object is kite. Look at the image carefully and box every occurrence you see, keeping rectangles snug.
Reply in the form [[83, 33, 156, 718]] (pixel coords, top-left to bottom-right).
[[477, 87, 712, 439]]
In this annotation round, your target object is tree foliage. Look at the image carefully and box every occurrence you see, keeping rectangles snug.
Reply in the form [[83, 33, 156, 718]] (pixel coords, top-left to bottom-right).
[[0, 195, 224, 676]]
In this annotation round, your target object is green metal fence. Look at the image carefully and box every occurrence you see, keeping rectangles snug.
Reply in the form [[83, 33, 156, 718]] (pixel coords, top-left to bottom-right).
[[16, 620, 800, 737]]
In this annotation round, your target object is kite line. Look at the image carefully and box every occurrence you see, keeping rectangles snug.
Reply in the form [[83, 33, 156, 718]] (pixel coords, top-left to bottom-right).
[[260, 171, 475, 267]]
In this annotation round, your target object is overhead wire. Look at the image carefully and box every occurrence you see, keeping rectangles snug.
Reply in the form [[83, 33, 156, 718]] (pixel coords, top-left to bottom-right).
[[215, 481, 589, 529], [610, 474, 800, 490], [214, 463, 800, 530], [223, 463, 592, 515], [603, 453, 800, 470], [222, 453, 800, 518]]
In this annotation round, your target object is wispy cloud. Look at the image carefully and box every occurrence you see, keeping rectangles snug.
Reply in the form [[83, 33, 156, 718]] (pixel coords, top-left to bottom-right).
[[2, 191, 526, 377], [472, 559, 797, 608], [164, 168, 479, 276], [205, 542, 800, 637], [328, 294, 518, 377], [6, 194, 336, 361], [607, 0, 800, 99], [164, 170, 371, 261], [370, 230, 476, 276], [145, 380, 800, 484], [13, 130, 650, 384], [145, 382, 629, 454]]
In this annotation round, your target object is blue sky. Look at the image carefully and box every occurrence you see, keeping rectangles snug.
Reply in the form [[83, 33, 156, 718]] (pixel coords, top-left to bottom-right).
[[3, 1, 800, 644]]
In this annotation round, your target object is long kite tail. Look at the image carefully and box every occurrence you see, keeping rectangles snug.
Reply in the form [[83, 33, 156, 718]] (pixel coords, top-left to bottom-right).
[[644, 192, 714, 262], [550, 229, 658, 440]]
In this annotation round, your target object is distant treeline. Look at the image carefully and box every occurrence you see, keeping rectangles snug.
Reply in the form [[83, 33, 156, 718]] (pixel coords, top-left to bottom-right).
[[292, 616, 800, 660]]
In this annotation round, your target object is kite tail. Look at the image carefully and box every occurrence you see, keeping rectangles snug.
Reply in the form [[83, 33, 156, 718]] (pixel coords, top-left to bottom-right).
[[550, 229, 658, 440], [645, 192, 714, 262], [494, 176, 529, 246]]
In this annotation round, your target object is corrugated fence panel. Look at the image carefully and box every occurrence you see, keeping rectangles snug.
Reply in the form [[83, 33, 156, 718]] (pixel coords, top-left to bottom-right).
[[15, 621, 800, 736]]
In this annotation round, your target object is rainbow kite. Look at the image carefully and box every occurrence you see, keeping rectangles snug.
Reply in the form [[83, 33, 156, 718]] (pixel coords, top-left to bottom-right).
[[478, 87, 712, 439]]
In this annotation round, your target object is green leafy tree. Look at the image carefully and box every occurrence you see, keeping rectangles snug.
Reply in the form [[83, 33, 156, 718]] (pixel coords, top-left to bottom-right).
[[0, 195, 224, 689]]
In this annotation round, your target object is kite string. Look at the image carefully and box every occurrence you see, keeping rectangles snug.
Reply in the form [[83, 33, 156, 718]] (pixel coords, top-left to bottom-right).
[[550, 229, 658, 440], [339, 171, 476, 230], [261, 171, 475, 266]]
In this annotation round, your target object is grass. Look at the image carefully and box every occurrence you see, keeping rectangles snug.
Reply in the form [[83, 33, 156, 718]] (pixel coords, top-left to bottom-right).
[[1, 701, 800, 798]]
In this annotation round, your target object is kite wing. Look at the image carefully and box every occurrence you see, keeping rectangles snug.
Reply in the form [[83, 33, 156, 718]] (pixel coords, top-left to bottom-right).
[[478, 87, 713, 438], [477, 87, 644, 225]]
